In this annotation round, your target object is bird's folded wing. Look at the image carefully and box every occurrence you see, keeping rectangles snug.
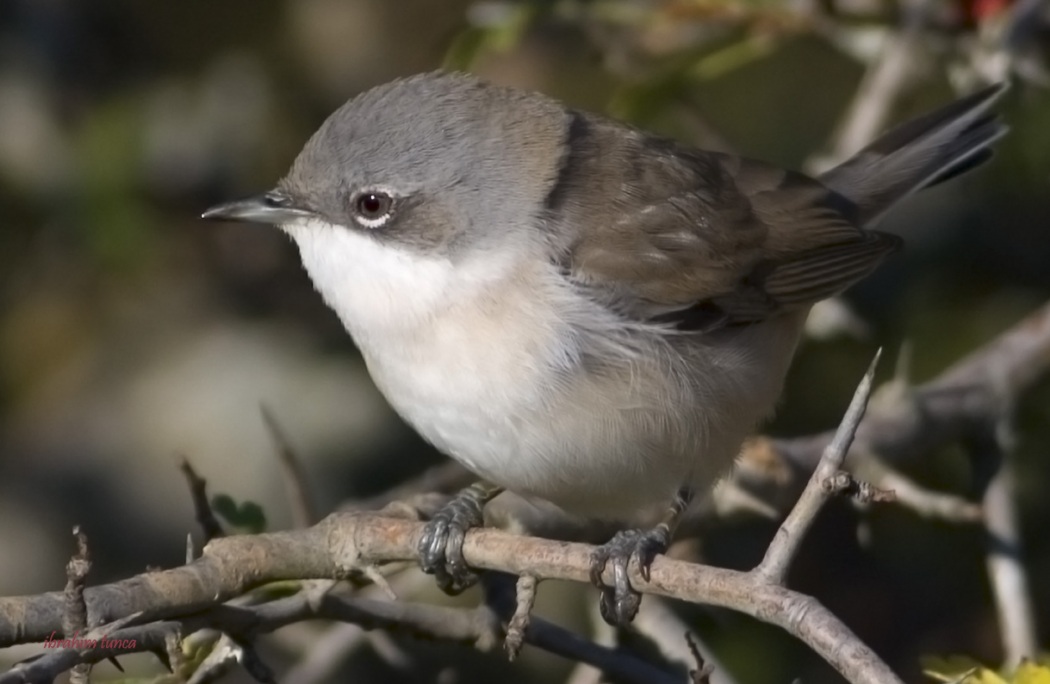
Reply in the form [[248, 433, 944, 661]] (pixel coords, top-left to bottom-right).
[[553, 116, 899, 331]]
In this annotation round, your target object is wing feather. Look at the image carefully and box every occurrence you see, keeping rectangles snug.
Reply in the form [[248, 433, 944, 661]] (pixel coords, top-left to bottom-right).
[[549, 112, 896, 330]]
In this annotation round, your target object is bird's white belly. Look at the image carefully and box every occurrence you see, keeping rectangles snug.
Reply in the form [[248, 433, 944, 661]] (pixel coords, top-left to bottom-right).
[[357, 306, 780, 517], [356, 302, 801, 517], [361, 321, 547, 483]]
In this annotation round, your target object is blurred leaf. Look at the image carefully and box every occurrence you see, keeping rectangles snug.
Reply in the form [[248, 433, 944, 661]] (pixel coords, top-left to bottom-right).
[[688, 33, 779, 80], [444, 26, 491, 71], [256, 580, 304, 598], [607, 29, 767, 125], [210, 494, 267, 534], [922, 656, 1001, 683], [443, 2, 536, 71], [75, 97, 156, 270], [1014, 660, 1050, 684], [923, 657, 1050, 684], [609, 69, 692, 124]]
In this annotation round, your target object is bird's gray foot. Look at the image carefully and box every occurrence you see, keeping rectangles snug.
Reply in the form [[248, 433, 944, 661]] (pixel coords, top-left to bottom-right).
[[417, 482, 503, 595], [589, 487, 694, 625], [589, 525, 671, 625]]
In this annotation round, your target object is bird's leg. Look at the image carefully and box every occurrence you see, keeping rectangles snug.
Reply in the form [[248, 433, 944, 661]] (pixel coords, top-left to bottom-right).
[[417, 481, 504, 594], [589, 486, 694, 625]]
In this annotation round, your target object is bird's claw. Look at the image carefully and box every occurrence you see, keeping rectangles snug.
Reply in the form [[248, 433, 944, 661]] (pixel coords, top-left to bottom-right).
[[589, 526, 671, 625], [417, 494, 486, 595]]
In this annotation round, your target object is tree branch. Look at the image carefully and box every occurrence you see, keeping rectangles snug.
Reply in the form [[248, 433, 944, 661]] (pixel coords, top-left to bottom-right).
[[0, 508, 901, 684]]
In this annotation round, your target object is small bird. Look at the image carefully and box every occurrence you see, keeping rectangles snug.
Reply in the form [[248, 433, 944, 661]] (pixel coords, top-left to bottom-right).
[[204, 72, 1006, 624]]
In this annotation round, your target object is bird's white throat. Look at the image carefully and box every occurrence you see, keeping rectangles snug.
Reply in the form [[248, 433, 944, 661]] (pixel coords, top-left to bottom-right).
[[282, 218, 464, 336]]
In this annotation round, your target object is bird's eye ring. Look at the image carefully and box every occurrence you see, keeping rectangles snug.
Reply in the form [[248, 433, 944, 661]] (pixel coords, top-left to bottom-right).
[[352, 191, 394, 228]]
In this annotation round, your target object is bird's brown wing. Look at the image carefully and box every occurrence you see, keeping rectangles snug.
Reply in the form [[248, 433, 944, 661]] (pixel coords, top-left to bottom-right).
[[548, 113, 900, 331]]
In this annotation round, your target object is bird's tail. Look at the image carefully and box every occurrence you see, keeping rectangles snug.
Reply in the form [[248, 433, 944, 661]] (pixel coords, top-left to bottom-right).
[[819, 83, 1009, 227]]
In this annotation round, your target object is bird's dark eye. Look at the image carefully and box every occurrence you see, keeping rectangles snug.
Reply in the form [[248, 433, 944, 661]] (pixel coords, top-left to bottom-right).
[[352, 191, 394, 226]]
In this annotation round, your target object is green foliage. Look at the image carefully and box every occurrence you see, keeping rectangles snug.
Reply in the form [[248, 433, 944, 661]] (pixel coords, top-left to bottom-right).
[[210, 494, 268, 534], [923, 656, 1050, 684], [443, 3, 538, 71], [75, 98, 157, 272]]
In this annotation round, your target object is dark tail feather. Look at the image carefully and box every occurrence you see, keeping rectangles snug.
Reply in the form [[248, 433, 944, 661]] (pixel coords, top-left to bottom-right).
[[819, 82, 1009, 226]]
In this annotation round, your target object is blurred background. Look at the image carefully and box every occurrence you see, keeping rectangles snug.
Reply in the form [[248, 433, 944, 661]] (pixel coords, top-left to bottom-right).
[[1, 0, 1049, 682]]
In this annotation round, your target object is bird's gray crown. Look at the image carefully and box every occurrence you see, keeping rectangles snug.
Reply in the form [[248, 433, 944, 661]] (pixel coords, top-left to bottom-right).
[[278, 71, 570, 254]]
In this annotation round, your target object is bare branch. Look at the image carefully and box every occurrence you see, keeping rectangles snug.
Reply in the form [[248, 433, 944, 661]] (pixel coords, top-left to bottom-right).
[[754, 350, 882, 584], [2, 589, 675, 684], [809, 0, 932, 173], [982, 445, 1038, 665], [0, 511, 902, 684], [773, 301, 1050, 472]]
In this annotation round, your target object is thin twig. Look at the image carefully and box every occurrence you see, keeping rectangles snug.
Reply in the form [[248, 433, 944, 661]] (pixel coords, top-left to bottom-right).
[[261, 404, 317, 528], [754, 349, 882, 584], [866, 466, 983, 522], [632, 597, 735, 684], [179, 457, 224, 542], [504, 575, 537, 661], [685, 633, 715, 684]]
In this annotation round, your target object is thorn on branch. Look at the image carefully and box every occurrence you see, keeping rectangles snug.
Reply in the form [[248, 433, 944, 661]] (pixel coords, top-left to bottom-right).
[[302, 579, 338, 612], [361, 565, 397, 600], [179, 457, 225, 543], [505, 575, 537, 661]]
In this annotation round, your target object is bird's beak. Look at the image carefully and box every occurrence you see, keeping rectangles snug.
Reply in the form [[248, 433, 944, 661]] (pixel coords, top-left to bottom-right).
[[201, 190, 315, 224]]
